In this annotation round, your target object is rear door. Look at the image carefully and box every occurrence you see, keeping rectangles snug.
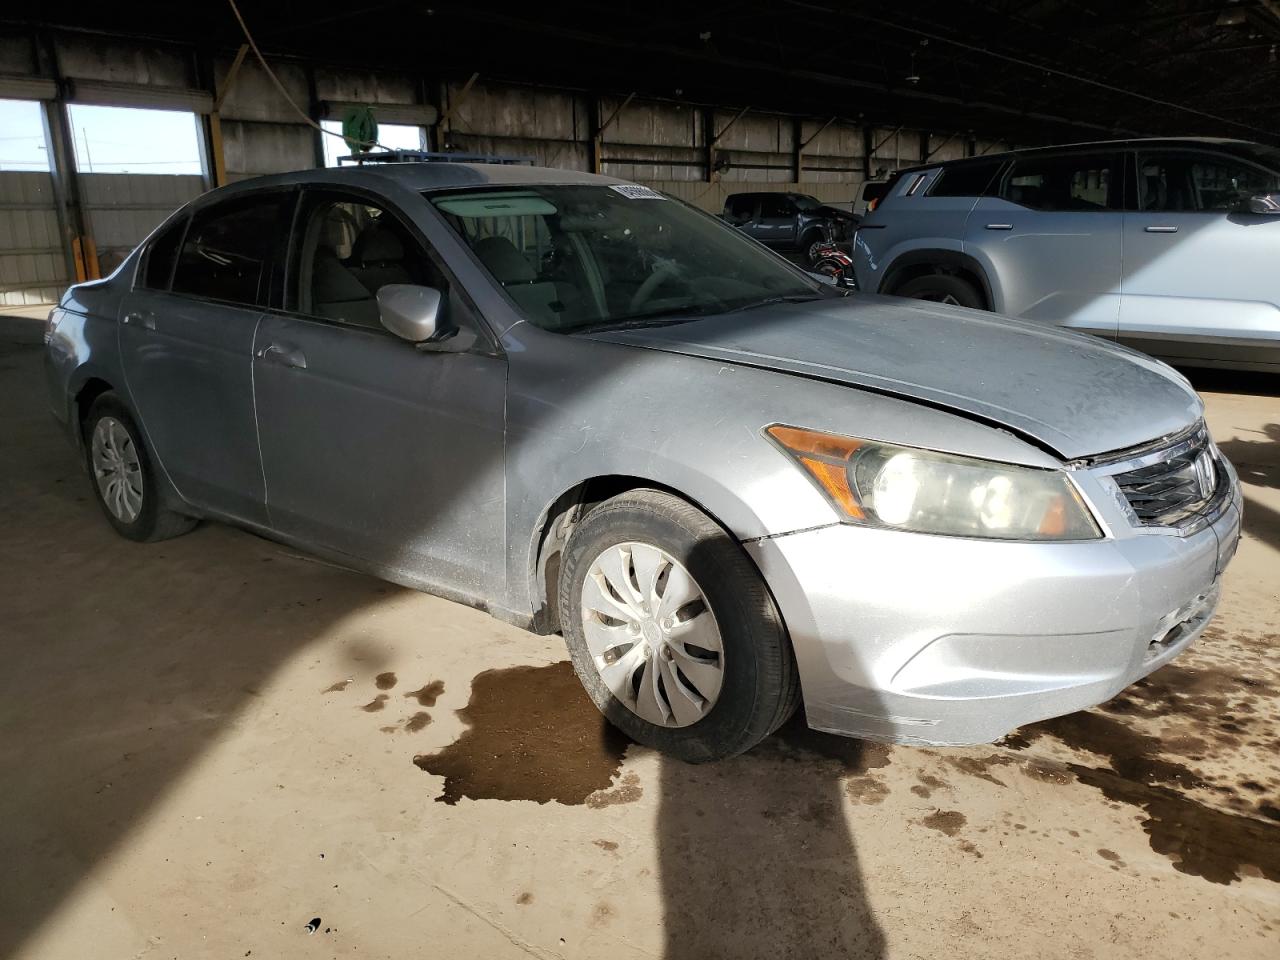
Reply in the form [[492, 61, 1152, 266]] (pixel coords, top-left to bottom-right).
[[118, 191, 292, 524], [1119, 146, 1280, 364], [964, 150, 1123, 336], [252, 187, 507, 601]]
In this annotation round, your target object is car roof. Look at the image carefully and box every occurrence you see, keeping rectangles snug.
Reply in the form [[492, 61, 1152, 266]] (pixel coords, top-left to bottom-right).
[[899, 137, 1265, 174], [205, 161, 628, 200]]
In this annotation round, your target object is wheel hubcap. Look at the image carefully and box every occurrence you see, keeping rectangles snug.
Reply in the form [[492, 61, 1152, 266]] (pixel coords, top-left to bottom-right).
[[91, 417, 143, 523], [580, 541, 724, 728]]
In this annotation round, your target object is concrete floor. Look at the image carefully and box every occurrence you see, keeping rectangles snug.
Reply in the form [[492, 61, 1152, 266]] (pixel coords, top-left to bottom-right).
[[1, 336, 1277, 960]]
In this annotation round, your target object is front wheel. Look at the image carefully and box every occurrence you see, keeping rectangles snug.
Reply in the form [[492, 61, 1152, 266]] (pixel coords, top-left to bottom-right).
[[559, 489, 800, 762], [895, 273, 984, 309]]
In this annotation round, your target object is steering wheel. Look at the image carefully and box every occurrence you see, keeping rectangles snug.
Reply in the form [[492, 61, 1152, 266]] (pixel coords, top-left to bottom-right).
[[628, 261, 682, 313]]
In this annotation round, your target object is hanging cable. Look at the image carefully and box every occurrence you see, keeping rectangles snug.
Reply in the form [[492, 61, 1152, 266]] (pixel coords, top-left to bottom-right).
[[224, 0, 387, 153]]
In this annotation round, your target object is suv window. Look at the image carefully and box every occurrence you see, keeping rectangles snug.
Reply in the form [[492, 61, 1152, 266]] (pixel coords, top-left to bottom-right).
[[172, 194, 290, 307], [289, 191, 445, 329], [1136, 150, 1280, 213], [1000, 152, 1117, 211], [724, 194, 756, 222], [139, 216, 186, 290], [929, 161, 1002, 198], [759, 196, 794, 219]]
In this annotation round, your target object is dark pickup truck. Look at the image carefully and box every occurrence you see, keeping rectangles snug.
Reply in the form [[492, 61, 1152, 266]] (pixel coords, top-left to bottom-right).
[[722, 192, 860, 262]]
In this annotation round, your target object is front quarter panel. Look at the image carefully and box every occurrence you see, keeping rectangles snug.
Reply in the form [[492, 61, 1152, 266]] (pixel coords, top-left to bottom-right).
[[502, 326, 1060, 618]]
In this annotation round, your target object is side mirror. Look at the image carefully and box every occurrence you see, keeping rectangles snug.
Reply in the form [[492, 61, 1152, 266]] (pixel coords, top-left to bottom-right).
[[1248, 193, 1280, 215], [377, 284, 444, 342]]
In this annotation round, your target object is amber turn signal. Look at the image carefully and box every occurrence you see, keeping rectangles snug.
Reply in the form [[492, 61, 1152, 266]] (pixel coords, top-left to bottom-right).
[[765, 425, 866, 519]]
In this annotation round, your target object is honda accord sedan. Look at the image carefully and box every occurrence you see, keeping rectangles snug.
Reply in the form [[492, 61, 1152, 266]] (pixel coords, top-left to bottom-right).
[[45, 162, 1242, 761]]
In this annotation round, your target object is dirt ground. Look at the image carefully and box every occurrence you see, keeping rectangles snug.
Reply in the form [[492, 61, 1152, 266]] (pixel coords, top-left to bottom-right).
[[1, 336, 1277, 960]]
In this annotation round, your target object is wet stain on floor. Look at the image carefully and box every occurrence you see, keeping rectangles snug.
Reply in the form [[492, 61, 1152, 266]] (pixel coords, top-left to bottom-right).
[[412, 661, 630, 805], [921, 810, 967, 837], [375, 672, 398, 690], [360, 694, 389, 712], [322, 679, 352, 693], [404, 680, 445, 707], [404, 711, 432, 732], [1007, 702, 1280, 884]]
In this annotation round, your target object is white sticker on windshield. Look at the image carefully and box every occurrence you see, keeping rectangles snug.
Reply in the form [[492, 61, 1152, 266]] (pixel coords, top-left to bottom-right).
[[609, 184, 665, 200]]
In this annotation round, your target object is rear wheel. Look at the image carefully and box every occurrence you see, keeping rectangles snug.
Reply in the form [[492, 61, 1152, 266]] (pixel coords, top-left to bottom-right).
[[895, 273, 984, 308], [84, 393, 196, 542], [559, 489, 799, 762]]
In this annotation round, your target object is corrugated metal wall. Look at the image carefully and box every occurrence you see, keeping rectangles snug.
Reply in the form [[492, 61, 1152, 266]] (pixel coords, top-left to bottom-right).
[[79, 173, 204, 276], [0, 25, 1020, 306], [0, 172, 68, 307]]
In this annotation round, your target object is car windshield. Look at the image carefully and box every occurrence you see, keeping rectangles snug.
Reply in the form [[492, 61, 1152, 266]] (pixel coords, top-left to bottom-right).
[[428, 184, 826, 333], [791, 194, 823, 211]]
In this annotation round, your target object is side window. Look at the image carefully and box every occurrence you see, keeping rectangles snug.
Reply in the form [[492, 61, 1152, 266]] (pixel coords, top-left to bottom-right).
[[1001, 153, 1116, 211], [139, 216, 186, 290], [928, 161, 1002, 198], [724, 195, 755, 222], [172, 194, 289, 307], [1137, 151, 1280, 212], [759, 196, 793, 219], [289, 192, 444, 329]]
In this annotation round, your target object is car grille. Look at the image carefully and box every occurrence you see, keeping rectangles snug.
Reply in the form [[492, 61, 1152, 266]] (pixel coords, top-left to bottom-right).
[[1111, 425, 1220, 527]]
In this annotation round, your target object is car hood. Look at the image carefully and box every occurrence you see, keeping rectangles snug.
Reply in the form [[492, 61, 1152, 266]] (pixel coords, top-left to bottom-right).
[[580, 295, 1202, 460]]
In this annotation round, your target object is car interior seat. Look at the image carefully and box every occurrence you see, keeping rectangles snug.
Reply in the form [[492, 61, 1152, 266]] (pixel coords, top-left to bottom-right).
[[350, 222, 415, 294], [306, 213, 381, 327], [473, 235, 579, 327]]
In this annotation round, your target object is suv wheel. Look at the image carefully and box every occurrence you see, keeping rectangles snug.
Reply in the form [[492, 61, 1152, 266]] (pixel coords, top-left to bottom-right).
[[895, 273, 984, 308]]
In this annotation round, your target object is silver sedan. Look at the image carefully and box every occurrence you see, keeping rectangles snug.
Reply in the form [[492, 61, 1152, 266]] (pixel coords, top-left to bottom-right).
[[44, 163, 1242, 761]]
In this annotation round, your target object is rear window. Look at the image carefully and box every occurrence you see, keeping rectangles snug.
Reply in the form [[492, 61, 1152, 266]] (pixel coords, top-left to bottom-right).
[[139, 216, 186, 290], [928, 161, 1002, 198], [172, 193, 290, 307]]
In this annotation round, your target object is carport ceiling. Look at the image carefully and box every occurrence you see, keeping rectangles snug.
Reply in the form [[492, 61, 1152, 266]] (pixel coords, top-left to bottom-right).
[[19, 0, 1280, 146]]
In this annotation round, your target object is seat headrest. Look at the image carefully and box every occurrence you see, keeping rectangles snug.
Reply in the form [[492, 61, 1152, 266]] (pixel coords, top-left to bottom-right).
[[352, 223, 404, 264], [473, 235, 536, 284]]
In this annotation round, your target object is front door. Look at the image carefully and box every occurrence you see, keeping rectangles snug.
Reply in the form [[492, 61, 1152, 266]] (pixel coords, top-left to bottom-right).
[[752, 195, 798, 247], [1119, 147, 1280, 365], [117, 191, 293, 525], [965, 149, 1123, 337], [252, 189, 507, 603]]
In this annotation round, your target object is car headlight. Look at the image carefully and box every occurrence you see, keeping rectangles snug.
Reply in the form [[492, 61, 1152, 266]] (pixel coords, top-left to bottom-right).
[[765, 425, 1100, 541]]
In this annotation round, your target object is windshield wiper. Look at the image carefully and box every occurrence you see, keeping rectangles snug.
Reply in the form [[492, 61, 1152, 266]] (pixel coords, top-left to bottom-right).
[[726, 294, 825, 314], [570, 304, 715, 334]]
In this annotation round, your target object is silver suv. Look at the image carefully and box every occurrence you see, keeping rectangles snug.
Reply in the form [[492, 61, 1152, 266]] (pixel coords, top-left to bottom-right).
[[852, 138, 1280, 372]]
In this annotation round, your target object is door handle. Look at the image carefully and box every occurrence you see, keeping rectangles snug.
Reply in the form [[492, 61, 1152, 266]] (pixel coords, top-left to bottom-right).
[[1144, 225, 1179, 233], [256, 343, 307, 369], [122, 311, 156, 329], [985, 223, 1014, 230]]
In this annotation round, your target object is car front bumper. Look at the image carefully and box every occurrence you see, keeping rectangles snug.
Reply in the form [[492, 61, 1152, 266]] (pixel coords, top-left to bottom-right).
[[744, 481, 1242, 746]]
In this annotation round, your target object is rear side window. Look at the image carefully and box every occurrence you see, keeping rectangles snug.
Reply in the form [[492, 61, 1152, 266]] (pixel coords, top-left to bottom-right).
[[759, 195, 794, 219], [139, 216, 186, 290], [1000, 152, 1118, 211], [724, 194, 755, 221], [172, 193, 290, 307], [928, 161, 1002, 198]]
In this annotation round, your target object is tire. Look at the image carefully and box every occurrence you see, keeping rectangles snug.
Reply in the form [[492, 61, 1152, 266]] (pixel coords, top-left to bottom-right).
[[559, 488, 799, 762], [83, 392, 196, 543], [895, 273, 985, 309], [799, 230, 825, 265]]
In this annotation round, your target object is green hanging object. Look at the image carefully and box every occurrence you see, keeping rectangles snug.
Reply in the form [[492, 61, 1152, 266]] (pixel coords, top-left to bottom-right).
[[341, 106, 378, 154]]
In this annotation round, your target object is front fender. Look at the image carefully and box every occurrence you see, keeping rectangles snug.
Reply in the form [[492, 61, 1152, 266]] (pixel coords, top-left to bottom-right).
[[501, 327, 1057, 619]]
